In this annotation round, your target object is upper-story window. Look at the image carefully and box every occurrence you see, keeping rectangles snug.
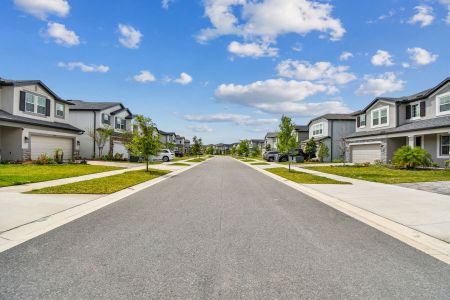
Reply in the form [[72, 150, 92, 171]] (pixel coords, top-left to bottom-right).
[[102, 113, 111, 125], [115, 117, 126, 130], [312, 123, 324, 136], [411, 103, 420, 119], [437, 93, 450, 116], [358, 114, 366, 128], [372, 106, 388, 128], [55, 103, 65, 118], [25, 92, 46, 115]]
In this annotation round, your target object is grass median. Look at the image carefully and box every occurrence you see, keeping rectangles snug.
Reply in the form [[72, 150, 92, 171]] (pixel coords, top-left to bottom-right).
[[266, 167, 350, 184], [251, 162, 270, 165], [186, 158, 205, 163], [28, 169, 171, 194], [0, 164, 123, 187], [169, 162, 190, 166]]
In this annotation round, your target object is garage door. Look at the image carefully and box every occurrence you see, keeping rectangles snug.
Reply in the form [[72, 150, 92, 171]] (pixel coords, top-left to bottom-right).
[[31, 135, 73, 160], [351, 144, 381, 163], [113, 141, 129, 159]]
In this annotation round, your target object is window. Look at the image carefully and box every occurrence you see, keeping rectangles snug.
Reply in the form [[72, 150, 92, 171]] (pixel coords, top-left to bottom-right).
[[437, 93, 450, 115], [115, 117, 126, 130], [439, 135, 449, 157], [372, 107, 389, 127], [102, 114, 110, 124], [24, 92, 46, 115], [55, 103, 65, 118], [359, 114, 366, 127], [312, 123, 324, 136], [411, 103, 420, 119], [415, 136, 422, 148]]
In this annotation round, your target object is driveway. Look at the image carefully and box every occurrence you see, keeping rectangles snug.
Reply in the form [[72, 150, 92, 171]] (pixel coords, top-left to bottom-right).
[[1, 156, 450, 299], [396, 181, 450, 196]]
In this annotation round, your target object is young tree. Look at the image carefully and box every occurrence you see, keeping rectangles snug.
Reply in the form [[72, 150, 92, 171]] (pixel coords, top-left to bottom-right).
[[304, 138, 317, 161], [251, 146, 261, 158], [318, 142, 329, 162], [265, 144, 271, 151], [166, 142, 176, 151], [126, 115, 161, 172], [238, 139, 250, 157], [88, 127, 114, 158], [206, 145, 214, 155], [230, 145, 237, 156], [276, 115, 297, 171], [191, 136, 203, 156]]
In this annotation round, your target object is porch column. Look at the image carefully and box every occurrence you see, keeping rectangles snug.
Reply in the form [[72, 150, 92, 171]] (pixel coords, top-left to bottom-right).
[[407, 135, 414, 147]]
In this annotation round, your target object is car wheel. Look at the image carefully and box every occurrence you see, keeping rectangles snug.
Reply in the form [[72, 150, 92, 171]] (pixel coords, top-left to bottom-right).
[[269, 157, 274, 162], [163, 156, 169, 162]]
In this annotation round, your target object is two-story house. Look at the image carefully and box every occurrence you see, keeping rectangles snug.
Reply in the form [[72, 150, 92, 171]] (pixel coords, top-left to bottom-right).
[[304, 114, 355, 162], [346, 77, 450, 166], [175, 135, 185, 154], [264, 132, 279, 151], [68, 100, 133, 159], [159, 130, 176, 149], [295, 125, 309, 145], [249, 139, 265, 153], [184, 139, 191, 154], [0, 77, 83, 162]]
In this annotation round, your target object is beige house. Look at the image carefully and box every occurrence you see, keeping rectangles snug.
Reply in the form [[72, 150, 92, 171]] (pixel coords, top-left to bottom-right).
[[346, 77, 450, 166], [0, 77, 82, 162]]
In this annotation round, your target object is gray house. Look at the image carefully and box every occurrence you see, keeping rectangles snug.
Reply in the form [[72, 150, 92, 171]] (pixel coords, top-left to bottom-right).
[[346, 77, 450, 166], [0, 77, 83, 162], [295, 125, 309, 145], [264, 132, 279, 151], [303, 114, 355, 162]]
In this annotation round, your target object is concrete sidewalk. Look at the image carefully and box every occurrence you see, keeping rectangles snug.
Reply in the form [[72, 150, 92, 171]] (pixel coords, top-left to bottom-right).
[[255, 162, 450, 244]]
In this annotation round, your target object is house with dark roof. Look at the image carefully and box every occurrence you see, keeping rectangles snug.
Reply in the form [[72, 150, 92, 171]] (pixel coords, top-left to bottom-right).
[[0, 77, 83, 162], [68, 100, 133, 159], [346, 77, 450, 166], [264, 132, 279, 151], [158, 130, 176, 149], [295, 125, 309, 145], [304, 114, 355, 162], [249, 139, 265, 153], [175, 135, 186, 154]]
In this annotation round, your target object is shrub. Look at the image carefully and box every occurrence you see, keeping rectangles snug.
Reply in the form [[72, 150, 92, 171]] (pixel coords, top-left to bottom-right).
[[54, 148, 64, 164], [34, 154, 53, 165], [445, 160, 450, 169], [113, 153, 124, 161], [318, 142, 329, 162], [304, 138, 317, 161], [392, 146, 432, 169], [373, 159, 384, 166]]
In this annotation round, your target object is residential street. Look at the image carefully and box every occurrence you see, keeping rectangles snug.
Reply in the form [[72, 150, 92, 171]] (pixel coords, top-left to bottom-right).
[[1, 157, 450, 299]]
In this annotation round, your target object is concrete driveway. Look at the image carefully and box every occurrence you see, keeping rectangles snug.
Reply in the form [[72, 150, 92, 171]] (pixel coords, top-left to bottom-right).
[[396, 181, 450, 196], [1, 157, 450, 299]]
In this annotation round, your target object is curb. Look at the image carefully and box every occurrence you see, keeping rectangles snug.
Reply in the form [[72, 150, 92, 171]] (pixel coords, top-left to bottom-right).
[[0, 160, 208, 253], [236, 159, 450, 265]]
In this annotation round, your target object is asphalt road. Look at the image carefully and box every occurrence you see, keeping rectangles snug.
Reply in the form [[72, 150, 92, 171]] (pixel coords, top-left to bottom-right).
[[1, 156, 450, 299]]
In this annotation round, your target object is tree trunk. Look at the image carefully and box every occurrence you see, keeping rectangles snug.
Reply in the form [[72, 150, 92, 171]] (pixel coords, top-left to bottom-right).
[[146, 158, 149, 172]]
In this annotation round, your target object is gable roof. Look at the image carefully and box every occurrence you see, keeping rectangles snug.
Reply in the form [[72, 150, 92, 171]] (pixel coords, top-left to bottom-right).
[[67, 100, 123, 111], [307, 114, 354, 126], [356, 77, 450, 114], [0, 77, 73, 105], [295, 125, 308, 131]]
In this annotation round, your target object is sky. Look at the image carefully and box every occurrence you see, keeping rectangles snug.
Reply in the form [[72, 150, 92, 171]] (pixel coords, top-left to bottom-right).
[[1, 0, 449, 144]]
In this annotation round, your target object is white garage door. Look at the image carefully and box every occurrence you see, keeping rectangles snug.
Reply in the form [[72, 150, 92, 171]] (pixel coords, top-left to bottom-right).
[[31, 135, 73, 160], [351, 144, 381, 163]]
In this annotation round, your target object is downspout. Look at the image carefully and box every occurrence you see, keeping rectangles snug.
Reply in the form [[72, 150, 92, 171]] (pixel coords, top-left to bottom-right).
[[330, 120, 333, 161], [93, 111, 97, 157]]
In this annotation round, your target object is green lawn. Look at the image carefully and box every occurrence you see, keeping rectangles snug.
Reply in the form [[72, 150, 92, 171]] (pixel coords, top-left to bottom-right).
[[28, 169, 171, 194], [241, 159, 256, 162], [251, 162, 270, 165], [169, 162, 190, 166], [186, 158, 205, 163], [0, 164, 122, 187], [266, 167, 349, 184], [305, 165, 450, 184]]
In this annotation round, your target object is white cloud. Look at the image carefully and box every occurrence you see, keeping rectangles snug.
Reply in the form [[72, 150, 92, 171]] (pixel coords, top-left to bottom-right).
[[446, 5, 450, 24], [187, 125, 213, 132], [184, 113, 277, 126], [45, 22, 79, 46], [14, 0, 70, 20], [407, 47, 438, 65], [227, 41, 278, 57], [276, 60, 356, 85], [133, 70, 156, 83], [162, 0, 174, 9], [214, 78, 350, 116], [197, 0, 345, 43], [58, 62, 110, 73], [355, 72, 405, 96], [371, 50, 394, 66], [408, 5, 434, 27], [118, 24, 143, 49], [339, 51, 353, 61], [401, 62, 410, 68], [173, 72, 193, 85]]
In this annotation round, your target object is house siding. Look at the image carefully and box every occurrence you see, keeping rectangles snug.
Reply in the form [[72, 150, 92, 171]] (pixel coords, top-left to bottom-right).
[[331, 120, 355, 161]]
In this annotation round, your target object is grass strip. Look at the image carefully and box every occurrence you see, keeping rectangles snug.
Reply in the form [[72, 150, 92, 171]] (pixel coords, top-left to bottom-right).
[[186, 158, 205, 163], [266, 167, 349, 184], [169, 162, 190, 166], [251, 162, 270, 165], [28, 169, 170, 194]]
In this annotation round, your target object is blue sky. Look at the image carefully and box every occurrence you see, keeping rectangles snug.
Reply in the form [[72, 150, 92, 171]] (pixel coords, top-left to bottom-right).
[[1, 0, 449, 143]]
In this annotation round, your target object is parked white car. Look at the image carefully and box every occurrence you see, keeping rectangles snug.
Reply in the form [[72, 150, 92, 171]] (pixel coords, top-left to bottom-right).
[[155, 149, 175, 162]]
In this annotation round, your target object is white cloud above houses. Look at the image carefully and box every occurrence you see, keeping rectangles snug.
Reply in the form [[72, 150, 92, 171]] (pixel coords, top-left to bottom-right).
[[371, 50, 394, 66], [14, 0, 70, 20], [133, 70, 156, 83], [276, 60, 356, 85], [118, 24, 143, 49], [197, 0, 345, 44], [161, 0, 174, 9], [45, 22, 79, 46], [173, 72, 193, 85], [355, 72, 405, 96], [227, 41, 278, 58], [407, 47, 438, 65], [58, 62, 110, 73], [184, 113, 277, 126], [339, 51, 353, 61], [187, 125, 213, 132], [408, 5, 434, 27]]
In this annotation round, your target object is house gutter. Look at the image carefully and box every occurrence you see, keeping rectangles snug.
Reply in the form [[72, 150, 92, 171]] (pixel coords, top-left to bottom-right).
[[93, 111, 97, 157]]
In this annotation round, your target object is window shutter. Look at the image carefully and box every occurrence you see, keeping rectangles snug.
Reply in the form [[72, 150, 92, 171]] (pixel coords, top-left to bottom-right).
[[420, 101, 426, 117], [406, 105, 411, 119], [115, 117, 118, 129], [45, 99, 51, 116], [19, 91, 26, 111], [356, 116, 360, 127]]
